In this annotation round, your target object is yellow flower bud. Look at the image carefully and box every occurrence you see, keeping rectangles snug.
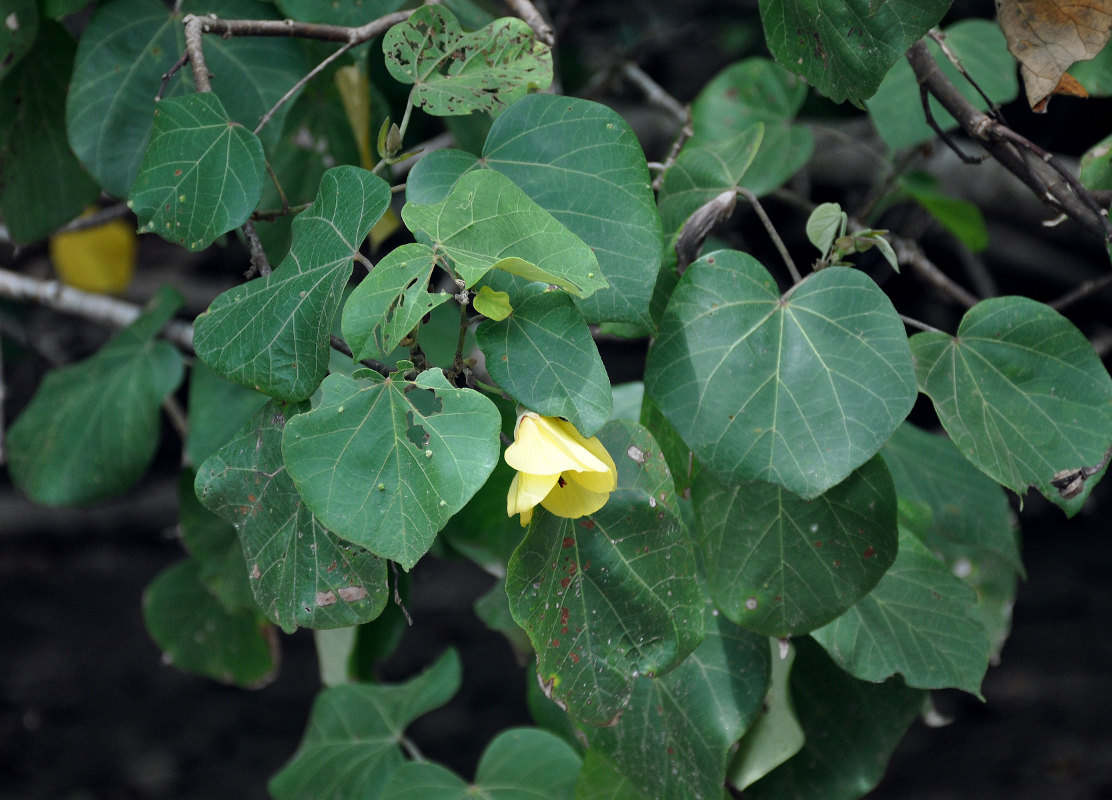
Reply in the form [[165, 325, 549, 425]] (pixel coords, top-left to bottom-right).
[[504, 412, 616, 526]]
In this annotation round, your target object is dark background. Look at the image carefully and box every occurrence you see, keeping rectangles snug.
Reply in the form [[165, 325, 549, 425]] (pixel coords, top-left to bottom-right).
[[3, 0, 1112, 798]]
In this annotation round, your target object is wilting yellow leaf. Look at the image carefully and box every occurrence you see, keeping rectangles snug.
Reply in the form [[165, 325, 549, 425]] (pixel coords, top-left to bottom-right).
[[997, 0, 1112, 111], [49, 214, 137, 294], [334, 65, 373, 169]]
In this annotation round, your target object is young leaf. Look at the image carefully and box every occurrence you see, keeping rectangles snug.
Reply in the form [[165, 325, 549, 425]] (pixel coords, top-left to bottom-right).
[[646, 250, 916, 499], [382, 728, 581, 799], [341, 242, 453, 362], [476, 290, 613, 437], [383, 4, 552, 116], [758, 0, 952, 105], [743, 637, 925, 799], [6, 287, 185, 506], [0, 21, 99, 244], [811, 527, 991, 697], [193, 166, 391, 401], [66, 0, 307, 197], [269, 650, 461, 800], [505, 421, 704, 727], [129, 92, 265, 252], [282, 370, 502, 570], [142, 558, 276, 687], [483, 94, 664, 330], [804, 202, 846, 259], [693, 455, 899, 637], [910, 296, 1112, 511], [688, 58, 813, 198], [580, 612, 770, 800], [473, 285, 513, 321], [402, 168, 606, 298], [195, 400, 390, 633]]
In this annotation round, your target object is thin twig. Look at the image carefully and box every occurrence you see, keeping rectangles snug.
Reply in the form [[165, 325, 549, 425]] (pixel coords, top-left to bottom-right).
[[652, 113, 693, 191], [157, 51, 190, 100], [162, 394, 189, 446], [619, 62, 687, 124], [503, 0, 554, 46], [737, 188, 801, 283], [391, 561, 414, 627], [900, 314, 943, 333], [927, 29, 1002, 118], [907, 40, 1112, 245], [51, 204, 133, 236], [328, 334, 390, 376], [0, 268, 194, 350], [1049, 272, 1112, 311], [254, 40, 355, 136]]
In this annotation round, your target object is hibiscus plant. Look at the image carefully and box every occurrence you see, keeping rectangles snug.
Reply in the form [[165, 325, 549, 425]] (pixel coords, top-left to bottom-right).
[[2, 1, 1111, 799]]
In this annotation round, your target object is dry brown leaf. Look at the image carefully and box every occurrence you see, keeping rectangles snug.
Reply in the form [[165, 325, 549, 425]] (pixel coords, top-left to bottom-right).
[[997, 0, 1112, 111]]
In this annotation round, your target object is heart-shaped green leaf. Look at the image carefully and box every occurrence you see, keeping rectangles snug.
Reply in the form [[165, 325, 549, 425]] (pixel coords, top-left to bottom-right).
[[646, 250, 917, 498], [383, 4, 552, 116], [694, 455, 898, 637], [581, 611, 770, 800], [129, 92, 265, 251], [758, 0, 952, 105], [0, 21, 99, 244], [7, 287, 185, 506], [382, 728, 581, 799], [483, 94, 663, 330], [341, 242, 453, 362], [402, 168, 606, 298], [910, 296, 1112, 510], [505, 421, 703, 726], [193, 166, 391, 401], [270, 650, 461, 800], [66, 0, 307, 197], [476, 290, 612, 437], [196, 400, 390, 633], [282, 369, 502, 570], [812, 527, 990, 697], [142, 557, 276, 687]]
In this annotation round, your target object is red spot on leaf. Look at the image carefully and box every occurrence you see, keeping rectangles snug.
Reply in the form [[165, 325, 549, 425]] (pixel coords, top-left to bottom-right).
[[562, 536, 574, 548], [863, 546, 876, 558], [570, 652, 579, 664], [579, 519, 595, 529], [560, 577, 570, 589], [551, 638, 560, 647]]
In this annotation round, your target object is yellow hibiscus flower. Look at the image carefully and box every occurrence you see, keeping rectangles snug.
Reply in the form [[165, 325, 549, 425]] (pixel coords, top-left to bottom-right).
[[504, 412, 617, 526]]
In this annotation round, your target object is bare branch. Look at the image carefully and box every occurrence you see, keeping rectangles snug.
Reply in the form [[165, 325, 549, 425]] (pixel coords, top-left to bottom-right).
[[503, 0, 555, 46], [907, 40, 1112, 245], [0, 268, 194, 351], [1049, 271, 1112, 311]]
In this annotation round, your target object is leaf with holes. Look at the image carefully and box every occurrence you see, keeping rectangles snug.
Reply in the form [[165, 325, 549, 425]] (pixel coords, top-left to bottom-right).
[[270, 650, 461, 800], [812, 527, 990, 697], [195, 400, 390, 633], [129, 92, 265, 252], [382, 728, 581, 799], [758, 0, 952, 105], [402, 168, 606, 297], [282, 369, 501, 570], [193, 166, 390, 401], [6, 287, 184, 506], [383, 4, 551, 116], [646, 250, 917, 499], [505, 421, 703, 727], [581, 611, 770, 800], [341, 242, 453, 362], [910, 296, 1112, 512], [476, 289, 612, 437], [693, 455, 898, 637]]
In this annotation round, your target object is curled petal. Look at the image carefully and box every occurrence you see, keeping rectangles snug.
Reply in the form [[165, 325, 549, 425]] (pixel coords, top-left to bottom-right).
[[504, 413, 611, 476], [507, 469, 558, 518]]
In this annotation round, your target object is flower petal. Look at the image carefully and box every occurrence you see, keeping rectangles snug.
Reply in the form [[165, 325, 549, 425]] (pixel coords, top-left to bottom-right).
[[540, 471, 612, 519], [504, 413, 611, 476], [507, 469, 558, 517]]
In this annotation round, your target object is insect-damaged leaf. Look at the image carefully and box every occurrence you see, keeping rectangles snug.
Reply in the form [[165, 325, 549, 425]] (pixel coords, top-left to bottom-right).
[[383, 4, 552, 116]]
